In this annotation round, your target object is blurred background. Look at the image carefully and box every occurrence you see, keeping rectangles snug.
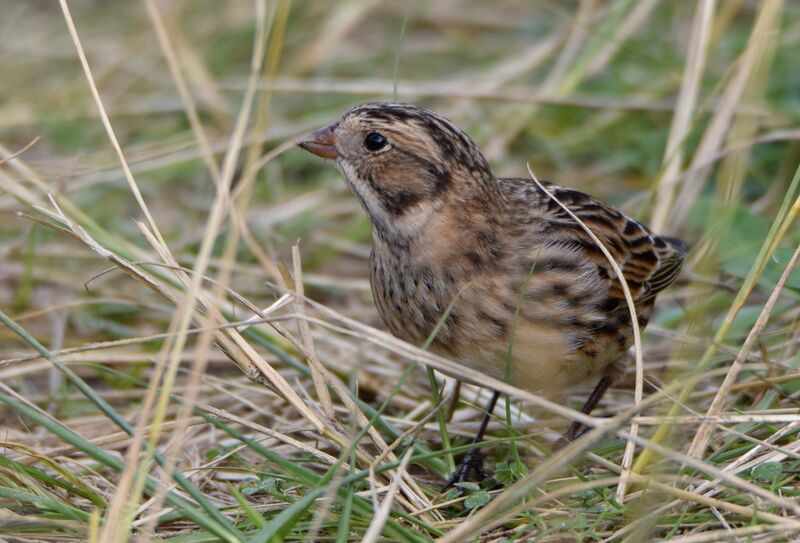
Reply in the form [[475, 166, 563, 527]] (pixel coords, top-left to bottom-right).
[[1, 1, 799, 541]]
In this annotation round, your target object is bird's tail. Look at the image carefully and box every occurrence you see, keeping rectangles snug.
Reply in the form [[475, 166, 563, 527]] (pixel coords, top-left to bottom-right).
[[660, 236, 688, 256]]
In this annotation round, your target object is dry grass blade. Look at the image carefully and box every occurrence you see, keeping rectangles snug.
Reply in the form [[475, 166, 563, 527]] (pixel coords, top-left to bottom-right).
[[98, 2, 275, 536], [0, 137, 40, 166], [527, 166, 644, 502], [361, 447, 414, 543], [586, 453, 800, 528], [143, 0, 221, 183], [697, 423, 800, 499], [633, 414, 800, 426], [36, 195, 325, 430], [668, 0, 784, 230], [688, 243, 800, 458], [650, 0, 715, 231], [667, 524, 800, 543], [58, 0, 172, 257], [619, 428, 800, 516], [292, 245, 335, 419], [634, 167, 800, 475], [196, 401, 337, 465], [446, 30, 563, 119]]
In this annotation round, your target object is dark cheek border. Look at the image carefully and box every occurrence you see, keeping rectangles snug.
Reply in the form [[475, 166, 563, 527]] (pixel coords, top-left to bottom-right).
[[362, 146, 448, 216], [363, 167, 424, 215]]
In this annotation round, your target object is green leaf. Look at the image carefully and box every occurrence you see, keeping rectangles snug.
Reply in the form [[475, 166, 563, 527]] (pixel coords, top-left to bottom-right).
[[228, 483, 267, 530], [454, 481, 480, 492], [752, 462, 783, 482], [0, 486, 91, 523], [241, 477, 277, 496], [495, 462, 514, 486], [464, 491, 492, 510], [495, 460, 528, 485], [249, 489, 318, 543]]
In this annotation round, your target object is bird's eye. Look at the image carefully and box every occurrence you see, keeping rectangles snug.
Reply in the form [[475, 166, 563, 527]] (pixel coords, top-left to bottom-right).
[[364, 132, 388, 152]]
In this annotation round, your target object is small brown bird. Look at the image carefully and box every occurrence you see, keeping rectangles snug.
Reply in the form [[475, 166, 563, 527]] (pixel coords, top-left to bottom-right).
[[299, 102, 686, 485]]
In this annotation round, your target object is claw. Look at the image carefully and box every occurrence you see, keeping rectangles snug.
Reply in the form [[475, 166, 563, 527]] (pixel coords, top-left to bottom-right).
[[442, 449, 487, 490], [554, 420, 587, 450]]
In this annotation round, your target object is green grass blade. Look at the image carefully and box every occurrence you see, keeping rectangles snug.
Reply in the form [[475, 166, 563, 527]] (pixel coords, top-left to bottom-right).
[[0, 308, 241, 537], [0, 391, 241, 542]]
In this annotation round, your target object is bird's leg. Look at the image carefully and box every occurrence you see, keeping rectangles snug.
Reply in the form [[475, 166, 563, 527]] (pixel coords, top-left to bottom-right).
[[555, 375, 613, 450], [443, 390, 501, 489], [445, 380, 462, 422]]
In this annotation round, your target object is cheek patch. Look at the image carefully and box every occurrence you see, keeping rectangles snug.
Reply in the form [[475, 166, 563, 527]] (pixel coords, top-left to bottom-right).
[[357, 162, 424, 216]]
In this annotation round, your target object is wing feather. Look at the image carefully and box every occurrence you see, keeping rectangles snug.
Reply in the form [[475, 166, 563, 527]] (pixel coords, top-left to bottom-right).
[[525, 181, 687, 305]]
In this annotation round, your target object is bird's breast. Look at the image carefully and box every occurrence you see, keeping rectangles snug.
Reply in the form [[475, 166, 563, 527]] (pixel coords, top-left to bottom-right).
[[369, 248, 451, 346], [368, 241, 634, 395]]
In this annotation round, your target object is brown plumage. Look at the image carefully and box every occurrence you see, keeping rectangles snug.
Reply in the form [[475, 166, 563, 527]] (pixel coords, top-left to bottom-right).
[[299, 102, 686, 483]]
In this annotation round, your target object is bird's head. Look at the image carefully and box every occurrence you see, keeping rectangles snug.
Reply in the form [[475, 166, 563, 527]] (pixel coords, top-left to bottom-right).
[[299, 102, 498, 242]]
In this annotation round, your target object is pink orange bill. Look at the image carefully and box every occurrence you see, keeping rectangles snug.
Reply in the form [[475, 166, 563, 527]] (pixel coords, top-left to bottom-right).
[[298, 123, 338, 159]]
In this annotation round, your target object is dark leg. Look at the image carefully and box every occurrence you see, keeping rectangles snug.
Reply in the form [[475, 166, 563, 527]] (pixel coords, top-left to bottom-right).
[[443, 390, 501, 489], [555, 375, 613, 450], [446, 380, 462, 422]]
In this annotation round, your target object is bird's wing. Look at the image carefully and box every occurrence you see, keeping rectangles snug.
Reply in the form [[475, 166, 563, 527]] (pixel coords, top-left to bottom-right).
[[531, 181, 687, 305]]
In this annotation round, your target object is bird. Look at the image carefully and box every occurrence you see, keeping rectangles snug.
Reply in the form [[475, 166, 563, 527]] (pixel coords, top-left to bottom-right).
[[298, 102, 686, 486]]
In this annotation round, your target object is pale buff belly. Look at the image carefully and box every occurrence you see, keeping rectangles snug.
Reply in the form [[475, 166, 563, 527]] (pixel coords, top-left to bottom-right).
[[437, 319, 622, 400]]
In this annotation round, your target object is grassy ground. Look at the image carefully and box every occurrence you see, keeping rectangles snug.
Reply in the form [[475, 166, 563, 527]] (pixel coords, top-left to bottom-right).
[[1, 1, 800, 541]]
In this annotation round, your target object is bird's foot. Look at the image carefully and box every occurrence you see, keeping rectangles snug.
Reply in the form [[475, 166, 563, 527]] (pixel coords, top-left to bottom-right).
[[553, 421, 589, 451], [443, 449, 488, 490]]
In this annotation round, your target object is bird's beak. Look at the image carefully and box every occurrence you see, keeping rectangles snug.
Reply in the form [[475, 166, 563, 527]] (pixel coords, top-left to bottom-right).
[[298, 123, 338, 159]]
